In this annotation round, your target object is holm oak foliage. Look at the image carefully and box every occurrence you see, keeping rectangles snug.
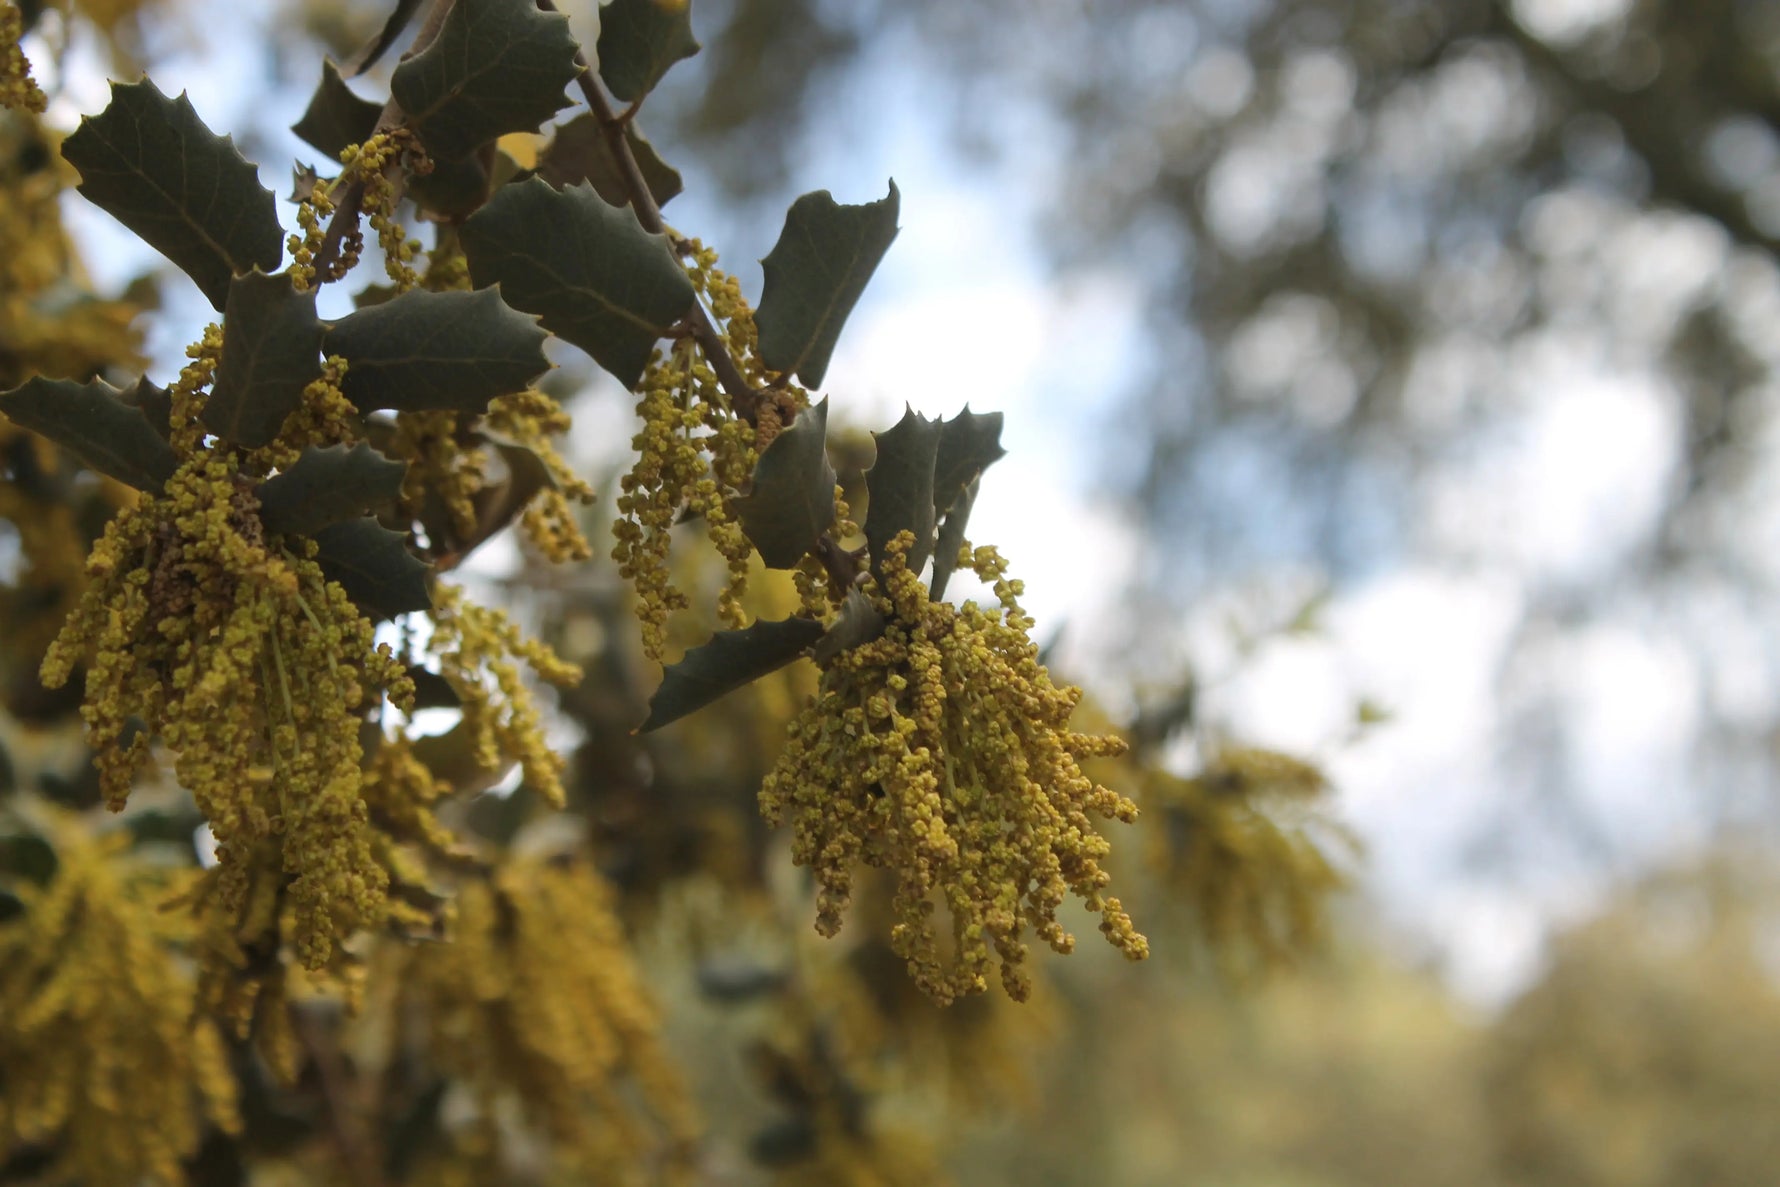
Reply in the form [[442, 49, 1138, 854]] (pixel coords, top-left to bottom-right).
[[0, 1, 1349, 1182]]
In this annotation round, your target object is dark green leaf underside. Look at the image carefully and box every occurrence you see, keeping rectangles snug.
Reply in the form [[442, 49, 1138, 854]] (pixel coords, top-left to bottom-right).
[[864, 404, 942, 580], [0, 376, 180, 492], [459, 178, 694, 388], [258, 442, 408, 537], [205, 270, 324, 449], [735, 397, 836, 568], [406, 666, 461, 710], [324, 287, 550, 415], [536, 113, 683, 209], [348, 0, 424, 76], [640, 616, 825, 732], [390, 0, 580, 162], [932, 406, 1005, 522], [755, 182, 900, 388], [291, 59, 382, 161], [405, 152, 497, 221], [314, 517, 431, 620], [596, 0, 702, 103], [60, 78, 282, 311], [120, 376, 174, 442], [929, 476, 979, 603]]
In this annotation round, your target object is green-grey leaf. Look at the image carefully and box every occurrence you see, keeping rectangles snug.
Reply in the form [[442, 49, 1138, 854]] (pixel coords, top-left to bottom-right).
[[928, 475, 978, 602], [536, 113, 682, 209], [406, 666, 461, 710], [204, 270, 324, 448], [120, 376, 174, 442], [291, 60, 382, 162], [324, 287, 550, 415], [596, 0, 701, 103], [755, 181, 899, 388], [734, 397, 835, 568], [390, 0, 580, 162], [932, 406, 1005, 521], [258, 442, 408, 537], [863, 405, 941, 580], [640, 617, 825, 733], [314, 516, 431, 620], [468, 439, 558, 545], [811, 589, 887, 665], [352, 282, 402, 310], [460, 177, 694, 388], [0, 376, 180, 492], [60, 78, 283, 311], [405, 151, 494, 221], [0, 833, 57, 886], [348, 0, 424, 76]]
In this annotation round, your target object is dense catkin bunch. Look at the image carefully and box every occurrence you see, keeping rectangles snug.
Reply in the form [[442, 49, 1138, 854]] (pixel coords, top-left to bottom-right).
[[760, 533, 1148, 1004], [405, 856, 699, 1185], [485, 388, 598, 562], [289, 129, 427, 290], [1142, 747, 1353, 971], [0, 821, 240, 1186], [613, 246, 795, 659], [40, 453, 413, 967], [0, 4, 45, 113], [425, 583, 582, 808]]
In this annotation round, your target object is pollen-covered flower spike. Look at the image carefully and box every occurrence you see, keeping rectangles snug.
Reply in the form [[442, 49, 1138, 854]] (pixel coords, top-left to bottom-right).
[[760, 532, 1148, 1004]]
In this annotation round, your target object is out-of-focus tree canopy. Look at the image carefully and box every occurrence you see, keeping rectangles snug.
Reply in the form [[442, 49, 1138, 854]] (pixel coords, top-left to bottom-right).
[[7, 2, 1780, 1184], [642, 0, 1780, 883]]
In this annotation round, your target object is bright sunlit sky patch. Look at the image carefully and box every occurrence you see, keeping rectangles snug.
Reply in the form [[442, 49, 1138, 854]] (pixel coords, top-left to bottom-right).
[[29, 1, 1738, 1007]]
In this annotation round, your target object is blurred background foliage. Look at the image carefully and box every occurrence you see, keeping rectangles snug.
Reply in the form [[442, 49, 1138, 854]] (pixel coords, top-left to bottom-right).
[[7, 0, 1780, 1183], [636, 0, 1780, 877]]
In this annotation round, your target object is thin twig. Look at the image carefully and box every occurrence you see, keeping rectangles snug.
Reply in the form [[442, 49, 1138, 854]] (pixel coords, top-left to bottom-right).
[[541, 0, 765, 421], [541, 0, 868, 600], [814, 534, 864, 592], [312, 0, 455, 277]]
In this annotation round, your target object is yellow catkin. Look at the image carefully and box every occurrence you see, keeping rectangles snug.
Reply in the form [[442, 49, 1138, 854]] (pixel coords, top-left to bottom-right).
[[10, 81, 604, 1083], [405, 857, 699, 1184], [286, 172, 335, 292], [760, 532, 1147, 1004], [1141, 748, 1354, 972], [613, 245, 803, 659], [426, 584, 583, 808], [41, 454, 414, 969], [0, 4, 46, 114], [485, 389, 597, 563], [308, 128, 428, 285], [252, 354, 359, 469], [0, 818, 240, 1185]]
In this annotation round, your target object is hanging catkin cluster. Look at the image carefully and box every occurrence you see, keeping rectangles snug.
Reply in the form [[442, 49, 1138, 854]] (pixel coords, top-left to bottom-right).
[[405, 856, 699, 1185], [26, 157, 592, 978], [761, 533, 1148, 1003], [41, 450, 413, 968], [0, 820, 239, 1186], [612, 243, 804, 659], [1141, 747, 1353, 971], [0, 4, 44, 114]]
